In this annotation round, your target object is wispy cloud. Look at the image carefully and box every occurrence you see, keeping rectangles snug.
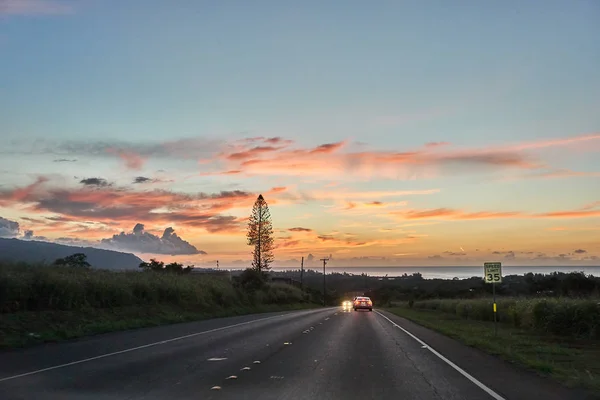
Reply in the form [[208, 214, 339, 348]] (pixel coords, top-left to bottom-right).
[[53, 158, 77, 163], [107, 149, 145, 170], [3, 137, 223, 169], [213, 140, 541, 180], [5, 132, 598, 180], [288, 227, 312, 232], [501, 168, 600, 182], [391, 208, 523, 220], [425, 142, 451, 148], [208, 132, 599, 180], [0, 0, 73, 15], [390, 202, 600, 221], [80, 177, 111, 187], [537, 210, 600, 218], [0, 177, 287, 234], [511, 133, 600, 151], [133, 176, 152, 184], [131, 176, 173, 185], [307, 189, 440, 201]]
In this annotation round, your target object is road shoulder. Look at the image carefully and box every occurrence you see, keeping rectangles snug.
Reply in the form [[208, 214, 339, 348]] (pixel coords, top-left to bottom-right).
[[378, 309, 597, 400]]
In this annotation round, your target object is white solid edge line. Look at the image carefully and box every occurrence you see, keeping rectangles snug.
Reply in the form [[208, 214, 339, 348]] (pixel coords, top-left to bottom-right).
[[0, 310, 311, 383], [375, 311, 506, 400]]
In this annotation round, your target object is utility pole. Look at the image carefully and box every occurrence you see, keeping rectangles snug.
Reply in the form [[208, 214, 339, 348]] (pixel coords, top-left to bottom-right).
[[300, 256, 304, 291], [320, 258, 329, 306]]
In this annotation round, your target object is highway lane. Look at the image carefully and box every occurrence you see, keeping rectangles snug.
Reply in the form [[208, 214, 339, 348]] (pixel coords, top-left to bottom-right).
[[0, 307, 588, 400]]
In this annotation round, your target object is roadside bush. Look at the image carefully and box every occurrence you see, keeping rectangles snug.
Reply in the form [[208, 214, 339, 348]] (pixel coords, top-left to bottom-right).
[[235, 268, 268, 292], [412, 297, 600, 339], [0, 262, 308, 315], [264, 283, 304, 304]]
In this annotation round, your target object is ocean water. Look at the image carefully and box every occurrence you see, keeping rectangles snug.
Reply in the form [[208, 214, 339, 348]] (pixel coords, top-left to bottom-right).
[[271, 266, 600, 280]]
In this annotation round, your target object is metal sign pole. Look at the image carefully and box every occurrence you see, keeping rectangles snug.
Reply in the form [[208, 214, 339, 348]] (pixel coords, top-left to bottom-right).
[[493, 281, 497, 337], [484, 262, 502, 338]]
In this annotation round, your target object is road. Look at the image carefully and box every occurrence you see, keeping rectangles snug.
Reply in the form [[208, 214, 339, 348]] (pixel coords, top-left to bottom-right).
[[0, 307, 590, 400]]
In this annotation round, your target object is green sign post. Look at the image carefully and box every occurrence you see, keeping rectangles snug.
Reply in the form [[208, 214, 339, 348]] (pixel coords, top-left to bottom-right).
[[484, 262, 502, 336]]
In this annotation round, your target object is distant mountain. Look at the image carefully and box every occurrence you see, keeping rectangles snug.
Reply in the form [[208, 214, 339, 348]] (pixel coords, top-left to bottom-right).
[[0, 238, 143, 270]]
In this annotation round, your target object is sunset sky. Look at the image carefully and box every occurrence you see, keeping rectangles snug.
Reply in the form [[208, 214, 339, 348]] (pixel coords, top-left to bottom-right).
[[1, 1, 599, 268]]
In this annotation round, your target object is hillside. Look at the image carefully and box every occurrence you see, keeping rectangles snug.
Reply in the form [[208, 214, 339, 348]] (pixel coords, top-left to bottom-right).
[[0, 238, 143, 270]]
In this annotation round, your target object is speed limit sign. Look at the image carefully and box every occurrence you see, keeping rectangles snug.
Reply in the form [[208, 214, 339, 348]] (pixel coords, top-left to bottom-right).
[[484, 262, 502, 283]]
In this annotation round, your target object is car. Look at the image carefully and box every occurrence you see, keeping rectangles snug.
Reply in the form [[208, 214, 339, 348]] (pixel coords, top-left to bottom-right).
[[342, 300, 353, 311], [353, 296, 373, 311]]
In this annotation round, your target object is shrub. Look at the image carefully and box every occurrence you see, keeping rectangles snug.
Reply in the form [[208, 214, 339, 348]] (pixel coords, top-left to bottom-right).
[[236, 268, 268, 292], [0, 262, 309, 315], [411, 297, 600, 339]]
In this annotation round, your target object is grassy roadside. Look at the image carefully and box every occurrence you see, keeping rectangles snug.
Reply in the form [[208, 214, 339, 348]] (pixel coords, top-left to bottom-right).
[[0, 262, 319, 350], [386, 305, 600, 393], [0, 303, 318, 349]]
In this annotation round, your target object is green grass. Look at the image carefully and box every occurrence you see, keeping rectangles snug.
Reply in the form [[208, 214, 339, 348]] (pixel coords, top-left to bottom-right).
[[387, 305, 600, 393], [0, 262, 317, 349], [409, 297, 600, 339], [0, 302, 316, 349]]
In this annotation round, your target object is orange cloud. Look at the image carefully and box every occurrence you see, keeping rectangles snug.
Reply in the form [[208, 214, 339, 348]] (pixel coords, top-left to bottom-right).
[[537, 210, 600, 218], [106, 148, 146, 170], [392, 208, 523, 220], [425, 142, 451, 148], [207, 137, 550, 180], [0, 179, 289, 235], [308, 189, 440, 201], [227, 146, 283, 161], [193, 132, 600, 181], [511, 132, 600, 151], [275, 229, 420, 254], [504, 169, 600, 181], [0, 176, 48, 204], [339, 200, 408, 212], [547, 226, 600, 232], [288, 227, 312, 232], [309, 141, 347, 154], [390, 203, 600, 221]]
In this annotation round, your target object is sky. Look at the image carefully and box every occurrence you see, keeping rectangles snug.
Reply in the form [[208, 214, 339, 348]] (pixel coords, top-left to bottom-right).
[[1, 0, 599, 268]]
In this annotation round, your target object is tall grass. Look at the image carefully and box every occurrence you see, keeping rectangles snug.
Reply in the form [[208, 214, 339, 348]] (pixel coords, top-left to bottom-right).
[[0, 262, 305, 314], [411, 297, 600, 339]]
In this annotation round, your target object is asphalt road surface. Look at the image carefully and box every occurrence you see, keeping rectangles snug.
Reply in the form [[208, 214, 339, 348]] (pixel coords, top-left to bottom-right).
[[0, 307, 591, 400]]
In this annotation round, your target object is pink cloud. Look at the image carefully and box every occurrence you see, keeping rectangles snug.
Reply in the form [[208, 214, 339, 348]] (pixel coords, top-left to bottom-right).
[[0, 179, 290, 235], [523, 169, 600, 180], [0, 0, 73, 15], [227, 146, 283, 161], [309, 141, 347, 154], [511, 133, 600, 151], [537, 210, 600, 219], [390, 203, 600, 221], [308, 189, 440, 201], [105, 148, 146, 170], [207, 132, 600, 181], [425, 142, 451, 148], [207, 135, 556, 180]]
